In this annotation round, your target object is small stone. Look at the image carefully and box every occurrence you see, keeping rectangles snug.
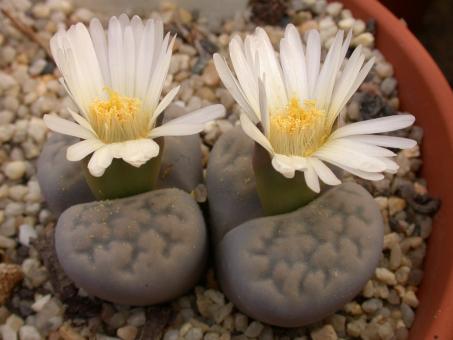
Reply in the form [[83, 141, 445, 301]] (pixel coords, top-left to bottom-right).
[[21, 259, 48, 288], [127, 310, 146, 327], [213, 303, 233, 324], [0, 235, 17, 249], [4, 161, 27, 180], [19, 224, 37, 247], [0, 72, 17, 91], [400, 303, 415, 327], [0, 264, 23, 304], [58, 324, 85, 340], [29, 59, 47, 76], [344, 302, 362, 316], [375, 62, 394, 78], [19, 325, 42, 340], [377, 322, 394, 340], [71, 8, 94, 22], [352, 19, 366, 35], [390, 244, 403, 270], [346, 317, 366, 337], [32, 3, 50, 18], [298, 20, 318, 34], [117, 325, 138, 340], [6, 314, 24, 331], [310, 324, 337, 340], [329, 314, 346, 337], [402, 290, 419, 308], [352, 32, 374, 47], [1, 325, 17, 340], [31, 295, 51, 312], [388, 197, 406, 216], [107, 312, 126, 329], [164, 329, 179, 340], [244, 321, 263, 338], [375, 268, 397, 285], [395, 266, 411, 284], [361, 298, 383, 314], [338, 18, 355, 30], [202, 62, 220, 86], [381, 77, 397, 96], [177, 8, 193, 24], [234, 314, 248, 332], [325, 2, 343, 16], [27, 118, 47, 143], [186, 327, 203, 340]]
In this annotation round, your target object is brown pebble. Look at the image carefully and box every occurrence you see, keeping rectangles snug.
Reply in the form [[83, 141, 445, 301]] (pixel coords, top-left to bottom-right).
[[298, 20, 318, 34], [202, 62, 220, 86], [58, 323, 85, 340], [0, 263, 23, 304]]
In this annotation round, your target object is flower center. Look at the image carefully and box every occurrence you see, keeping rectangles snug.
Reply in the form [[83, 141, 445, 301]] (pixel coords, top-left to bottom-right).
[[269, 98, 329, 157], [89, 88, 149, 143]]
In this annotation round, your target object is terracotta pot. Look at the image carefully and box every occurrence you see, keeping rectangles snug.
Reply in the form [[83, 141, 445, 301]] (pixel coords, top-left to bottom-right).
[[339, 0, 453, 339]]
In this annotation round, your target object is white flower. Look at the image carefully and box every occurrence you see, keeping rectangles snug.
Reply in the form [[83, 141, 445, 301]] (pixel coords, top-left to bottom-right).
[[44, 14, 225, 177], [214, 25, 416, 193]]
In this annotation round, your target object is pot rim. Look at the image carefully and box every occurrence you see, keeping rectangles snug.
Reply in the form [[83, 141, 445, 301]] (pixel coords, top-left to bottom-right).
[[338, 0, 453, 339]]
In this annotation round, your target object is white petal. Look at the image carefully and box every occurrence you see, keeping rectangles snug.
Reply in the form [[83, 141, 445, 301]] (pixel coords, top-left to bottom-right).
[[304, 164, 320, 193], [151, 85, 180, 123], [258, 79, 270, 135], [149, 104, 225, 138], [229, 36, 259, 112], [67, 108, 95, 132], [240, 114, 274, 155], [108, 16, 125, 94], [345, 135, 417, 149], [143, 33, 175, 112], [314, 30, 344, 110], [305, 30, 321, 97], [119, 139, 160, 167], [66, 139, 104, 161], [89, 18, 110, 85], [315, 140, 387, 173], [330, 115, 416, 139], [124, 26, 136, 96], [254, 28, 287, 111], [280, 24, 308, 101], [213, 53, 259, 123], [307, 158, 341, 186], [326, 159, 385, 181], [272, 154, 296, 178], [328, 138, 396, 157], [43, 114, 95, 140], [88, 146, 114, 177], [135, 18, 156, 99]]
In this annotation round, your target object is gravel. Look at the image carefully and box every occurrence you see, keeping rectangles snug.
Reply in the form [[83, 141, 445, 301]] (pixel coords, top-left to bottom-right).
[[0, 0, 439, 338]]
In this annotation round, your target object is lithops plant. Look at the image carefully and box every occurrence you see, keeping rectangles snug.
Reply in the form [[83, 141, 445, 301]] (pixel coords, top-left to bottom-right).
[[37, 14, 224, 305], [209, 25, 416, 326]]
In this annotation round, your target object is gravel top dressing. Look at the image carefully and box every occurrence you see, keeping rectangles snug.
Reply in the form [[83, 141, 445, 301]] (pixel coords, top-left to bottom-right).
[[0, 0, 439, 339]]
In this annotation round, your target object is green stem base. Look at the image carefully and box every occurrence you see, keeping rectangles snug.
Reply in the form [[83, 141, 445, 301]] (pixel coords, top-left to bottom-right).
[[253, 143, 318, 216], [82, 138, 164, 200]]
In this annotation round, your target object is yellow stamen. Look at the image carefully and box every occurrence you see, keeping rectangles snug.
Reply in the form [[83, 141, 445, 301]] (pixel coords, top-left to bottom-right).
[[89, 88, 149, 143], [269, 98, 329, 156]]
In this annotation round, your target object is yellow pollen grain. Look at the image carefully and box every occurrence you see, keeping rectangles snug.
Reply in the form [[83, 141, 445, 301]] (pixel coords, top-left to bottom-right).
[[90, 88, 141, 124], [271, 99, 323, 134], [269, 98, 329, 157]]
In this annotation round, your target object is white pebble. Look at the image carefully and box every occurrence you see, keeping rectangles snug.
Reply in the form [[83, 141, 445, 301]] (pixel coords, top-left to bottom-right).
[[31, 294, 51, 312], [352, 32, 374, 47], [326, 2, 343, 16], [19, 224, 37, 247], [375, 267, 397, 286], [19, 325, 41, 340], [4, 161, 27, 180]]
